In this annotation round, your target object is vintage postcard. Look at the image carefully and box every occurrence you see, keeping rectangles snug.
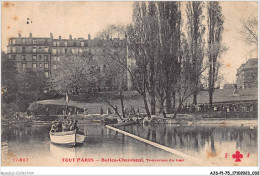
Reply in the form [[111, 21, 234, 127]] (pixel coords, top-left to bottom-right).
[[1, 0, 258, 171]]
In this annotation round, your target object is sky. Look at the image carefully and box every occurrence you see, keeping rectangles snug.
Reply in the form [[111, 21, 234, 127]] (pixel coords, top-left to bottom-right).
[[1, 1, 258, 85]]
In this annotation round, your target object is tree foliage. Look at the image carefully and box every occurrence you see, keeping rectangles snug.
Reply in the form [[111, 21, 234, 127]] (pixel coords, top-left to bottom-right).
[[17, 68, 46, 94], [240, 16, 258, 52], [1, 52, 19, 103], [51, 51, 101, 94], [186, 1, 206, 105], [207, 1, 225, 105]]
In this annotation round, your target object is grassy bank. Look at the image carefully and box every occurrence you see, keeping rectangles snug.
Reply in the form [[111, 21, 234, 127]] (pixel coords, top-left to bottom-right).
[[37, 88, 257, 115]]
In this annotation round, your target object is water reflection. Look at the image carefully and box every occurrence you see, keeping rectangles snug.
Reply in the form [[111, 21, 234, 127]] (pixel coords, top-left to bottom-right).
[[1, 123, 258, 166], [120, 123, 258, 164]]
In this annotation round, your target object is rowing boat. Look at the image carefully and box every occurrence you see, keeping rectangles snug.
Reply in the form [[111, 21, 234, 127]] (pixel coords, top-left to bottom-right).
[[49, 130, 86, 147]]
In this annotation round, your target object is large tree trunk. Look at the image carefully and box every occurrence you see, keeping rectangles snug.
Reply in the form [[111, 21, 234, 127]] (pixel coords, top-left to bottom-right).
[[143, 94, 151, 119], [208, 89, 213, 106], [165, 90, 172, 114], [119, 90, 126, 118], [150, 90, 156, 115], [172, 91, 176, 111], [193, 92, 197, 105], [159, 98, 164, 114]]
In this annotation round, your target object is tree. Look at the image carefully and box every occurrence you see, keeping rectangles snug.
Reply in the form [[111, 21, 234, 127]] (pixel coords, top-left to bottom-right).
[[1, 52, 19, 103], [128, 2, 182, 117], [96, 24, 128, 120], [155, 2, 182, 114], [97, 24, 126, 40], [186, 1, 205, 105], [207, 2, 225, 106], [17, 68, 46, 95], [15, 68, 47, 111], [127, 2, 156, 119], [131, 2, 159, 116], [51, 51, 101, 94], [240, 16, 258, 52]]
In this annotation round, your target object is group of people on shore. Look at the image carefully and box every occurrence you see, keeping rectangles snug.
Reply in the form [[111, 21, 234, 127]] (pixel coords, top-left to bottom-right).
[[179, 102, 257, 113], [51, 118, 78, 132]]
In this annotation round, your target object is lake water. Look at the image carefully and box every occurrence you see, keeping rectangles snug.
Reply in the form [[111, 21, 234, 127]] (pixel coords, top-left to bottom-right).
[[1, 122, 258, 166]]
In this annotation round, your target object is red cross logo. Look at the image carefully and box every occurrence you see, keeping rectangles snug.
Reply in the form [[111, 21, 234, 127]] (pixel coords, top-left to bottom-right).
[[232, 151, 243, 162]]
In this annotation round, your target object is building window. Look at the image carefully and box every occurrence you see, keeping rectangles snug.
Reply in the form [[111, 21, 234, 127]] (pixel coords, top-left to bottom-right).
[[13, 39, 16, 44], [39, 63, 42, 68], [12, 47, 16, 53], [32, 47, 36, 53], [22, 55, 26, 60], [72, 48, 75, 54], [45, 72, 49, 78], [52, 48, 57, 54], [22, 63, 26, 68], [74, 42, 76, 46], [22, 47, 25, 53], [33, 40, 36, 44], [64, 41, 68, 46], [57, 57, 60, 62], [53, 65, 57, 70], [12, 55, 16, 60], [79, 48, 82, 53], [65, 48, 67, 54], [44, 47, 48, 52], [33, 63, 37, 68], [44, 63, 49, 69], [39, 55, 42, 60], [22, 39, 25, 44], [33, 55, 36, 60], [57, 41, 60, 46], [53, 41, 57, 46], [53, 56, 57, 61], [44, 55, 48, 61], [81, 42, 84, 47]]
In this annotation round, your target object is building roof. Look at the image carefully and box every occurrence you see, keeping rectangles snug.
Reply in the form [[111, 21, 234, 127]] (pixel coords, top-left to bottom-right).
[[237, 58, 258, 74]]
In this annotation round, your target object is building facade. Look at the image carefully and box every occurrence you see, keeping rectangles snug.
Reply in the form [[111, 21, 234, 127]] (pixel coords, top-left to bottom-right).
[[6, 33, 129, 90], [236, 58, 258, 89]]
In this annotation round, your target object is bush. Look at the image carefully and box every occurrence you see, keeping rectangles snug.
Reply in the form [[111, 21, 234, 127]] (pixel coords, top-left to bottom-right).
[[1, 103, 18, 119], [28, 102, 46, 116], [17, 92, 37, 112]]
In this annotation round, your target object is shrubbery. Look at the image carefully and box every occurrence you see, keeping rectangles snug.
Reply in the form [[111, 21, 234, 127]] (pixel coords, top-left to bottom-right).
[[28, 102, 47, 116]]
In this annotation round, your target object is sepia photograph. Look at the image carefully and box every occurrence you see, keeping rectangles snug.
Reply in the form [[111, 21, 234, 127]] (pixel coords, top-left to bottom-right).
[[0, 0, 258, 172]]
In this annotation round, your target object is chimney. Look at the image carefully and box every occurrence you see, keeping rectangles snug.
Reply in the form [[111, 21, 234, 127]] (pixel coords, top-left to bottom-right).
[[18, 33, 21, 38], [59, 36, 61, 39], [29, 33, 32, 38], [50, 33, 53, 39], [69, 34, 72, 40], [88, 34, 91, 40]]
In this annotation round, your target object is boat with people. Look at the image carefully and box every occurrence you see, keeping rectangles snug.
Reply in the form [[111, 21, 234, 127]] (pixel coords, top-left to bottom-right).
[[49, 92, 86, 147], [49, 129, 86, 147], [49, 119, 86, 147]]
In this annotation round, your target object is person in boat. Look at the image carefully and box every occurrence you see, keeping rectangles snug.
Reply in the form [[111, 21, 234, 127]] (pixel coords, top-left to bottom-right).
[[56, 121, 62, 132], [51, 122, 58, 132], [69, 119, 79, 131], [69, 118, 74, 131], [62, 119, 71, 131]]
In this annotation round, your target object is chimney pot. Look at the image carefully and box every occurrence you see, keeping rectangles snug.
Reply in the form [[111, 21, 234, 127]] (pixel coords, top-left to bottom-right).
[[88, 34, 91, 40], [29, 33, 32, 38], [59, 36, 61, 39], [69, 34, 72, 40], [18, 33, 21, 38]]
